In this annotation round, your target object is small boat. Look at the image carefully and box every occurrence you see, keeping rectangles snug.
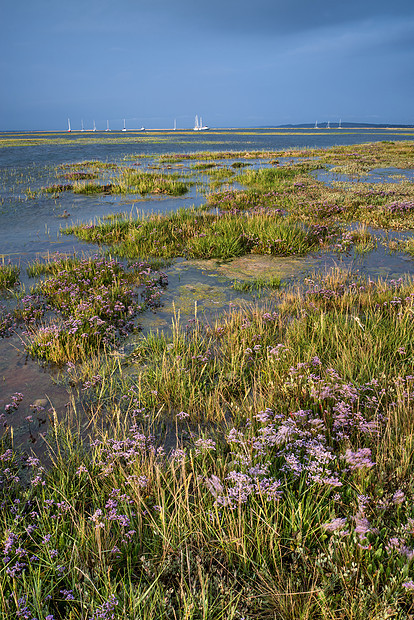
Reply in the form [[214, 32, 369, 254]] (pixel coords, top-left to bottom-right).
[[314, 120, 318, 129], [194, 115, 209, 131], [122, 119, 127, 132], [93, 120, 97, 132], [81, 119, 84, 132], [106, 120, 111, 132], [338, 119, 342, 129], [327, 121, 330, 129], [67, 118, 71, 132]]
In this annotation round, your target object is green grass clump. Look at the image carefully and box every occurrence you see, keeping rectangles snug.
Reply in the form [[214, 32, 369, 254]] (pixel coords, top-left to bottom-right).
[[26, 253, 82, 277], [203, 167, 235, 181], [232, 275, 282, 292], [63, 171, 98, 180], [231, 161, 251, 168], [72, 181, 113, 194], [240, 162, 324, 190], [114, 170, 189, 196], [114, 273, 413, 420], [58, 160, 119, 174], [401, 237, 414, 256], [206, 189, 282, 212], [0, 262, 20, 290], [43, 183, 72, 194], [64, 208, 332, 261], [22, 256, 167, 364], [191, 162, 217, 170]]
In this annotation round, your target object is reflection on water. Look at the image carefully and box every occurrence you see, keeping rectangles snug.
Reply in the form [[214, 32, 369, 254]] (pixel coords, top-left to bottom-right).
[[315, 166, 414, 185], [0, 335, 70, 456]]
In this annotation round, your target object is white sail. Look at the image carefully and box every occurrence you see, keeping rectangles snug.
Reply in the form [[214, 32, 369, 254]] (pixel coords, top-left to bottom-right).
[[67, 118, 71, 132], [106, 120, 110, 132], [81, 119, 84, 132], [93, 120, 96, 132], [194, 114, 209, 131], [122, 118, 126, 132], [338, 119, 342, 129], [327, 121, 330, 129], [314, 120, 318, 129]]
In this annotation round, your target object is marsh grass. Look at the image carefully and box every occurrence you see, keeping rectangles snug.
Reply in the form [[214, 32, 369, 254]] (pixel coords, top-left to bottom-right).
[[63, 171, 98, 181], [20, 255, 168, 364], [72, 181, 114, 195], [64, 207, 332, 261], [2, 272, 414, 618], [401, 237, 414, 256], [3, 141, 414, 618], [43, 170, 189, 197], [232, 275, 282, 293], [240, 162, 325, 191], [114, 170, 189, 196], [191, 162, 217, 170], [0, 262, 20, 291]]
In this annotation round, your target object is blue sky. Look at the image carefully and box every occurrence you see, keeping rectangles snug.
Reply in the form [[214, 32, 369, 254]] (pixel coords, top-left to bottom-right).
[[1, 0, 413, 130]]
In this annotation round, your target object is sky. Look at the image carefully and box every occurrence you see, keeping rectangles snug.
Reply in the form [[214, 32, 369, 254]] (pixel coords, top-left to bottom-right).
[[1, 0, 413, 131]]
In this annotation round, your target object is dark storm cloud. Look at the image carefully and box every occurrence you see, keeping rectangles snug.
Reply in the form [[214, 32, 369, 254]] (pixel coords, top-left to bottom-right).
[[1, 0, 413, 129], [145, 0, 414, 37]]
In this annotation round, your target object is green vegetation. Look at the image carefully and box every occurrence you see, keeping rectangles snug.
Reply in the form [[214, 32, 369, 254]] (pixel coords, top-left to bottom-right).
[[232, 274, 282, 292], [0, 262, 20, 290], [64, 207, 332, 260], [20, 255, 167, 364], [2, 272, 414, 618], [2, 140, 414, 618], [41, 170, 189, 197]]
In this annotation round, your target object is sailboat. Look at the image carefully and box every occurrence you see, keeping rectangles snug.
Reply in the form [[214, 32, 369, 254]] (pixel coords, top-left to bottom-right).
[[173, 119, 177, 131], [93, 120, 97, 132], [338, 119, 342, 129], [122, 119, 127, 132], [106, 120, 111, 132], [67, 118, 71, 132], [314, 120, 318, 129], [194, 115, 209, 131], [327, 121, 330, 129], [81, 119, 84, 132]]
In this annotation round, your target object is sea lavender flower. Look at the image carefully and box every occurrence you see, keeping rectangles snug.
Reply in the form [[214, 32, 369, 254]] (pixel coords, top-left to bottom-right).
[[255, 409, 273, 423], [322, 517, 349, 534], [170, 448, 186, 462], [392, 490, 405, 505], [195, 438, 216, 454], [89, 594, 118, 620], [343, 448, 375, 470], [205, 475, 224, 498], [354, 511, 375, 542], [89, 509, 105, 529]]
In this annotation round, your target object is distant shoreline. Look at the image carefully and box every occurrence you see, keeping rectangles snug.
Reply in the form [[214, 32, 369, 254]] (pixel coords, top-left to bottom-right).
[[1, 124, 414, 134]]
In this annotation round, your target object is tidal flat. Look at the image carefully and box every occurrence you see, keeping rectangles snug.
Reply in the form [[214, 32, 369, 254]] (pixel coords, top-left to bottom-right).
[[0, 133, 414, 619]]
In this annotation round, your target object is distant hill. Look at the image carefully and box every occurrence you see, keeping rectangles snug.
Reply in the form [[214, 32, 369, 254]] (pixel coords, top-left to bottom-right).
[[261, 122, 414, 129]]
